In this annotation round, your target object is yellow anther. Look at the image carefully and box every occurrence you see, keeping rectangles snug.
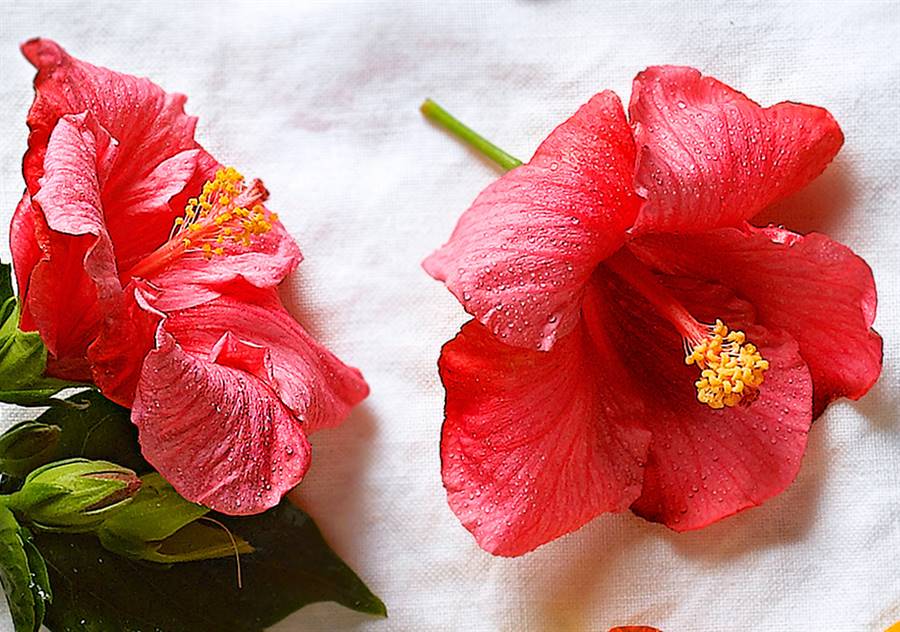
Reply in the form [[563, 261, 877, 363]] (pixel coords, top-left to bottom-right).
[[685, 319, 769, 409], [167, 166, 276, 259]]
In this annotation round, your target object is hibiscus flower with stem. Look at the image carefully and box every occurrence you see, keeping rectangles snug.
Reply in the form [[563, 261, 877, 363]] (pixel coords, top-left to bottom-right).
[[422, 67, 882, 556]]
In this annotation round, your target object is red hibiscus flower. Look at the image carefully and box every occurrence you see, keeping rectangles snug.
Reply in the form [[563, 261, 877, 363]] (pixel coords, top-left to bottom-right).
[[10, 39, 368, 514], [424, 67, 882, 556]]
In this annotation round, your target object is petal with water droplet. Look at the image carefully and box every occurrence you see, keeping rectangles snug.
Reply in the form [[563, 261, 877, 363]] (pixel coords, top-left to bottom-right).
[[439, 318, 650, 556], [589, 267, 813, 530], [425, 91, 641, 352], [629, 65, 843, 233], [631, 224, 882, 416]]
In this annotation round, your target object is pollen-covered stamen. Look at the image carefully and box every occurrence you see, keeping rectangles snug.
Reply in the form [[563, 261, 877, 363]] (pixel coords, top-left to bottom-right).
[[127, 167, 278, 280], [603, 248, 770, 410], [172, 167, 278, 259], [684, 319, 770, 409]]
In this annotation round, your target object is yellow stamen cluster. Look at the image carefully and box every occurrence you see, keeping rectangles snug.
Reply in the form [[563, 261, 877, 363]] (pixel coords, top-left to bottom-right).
[[685, 319, 770, 409], [172, 167, 277, 258]]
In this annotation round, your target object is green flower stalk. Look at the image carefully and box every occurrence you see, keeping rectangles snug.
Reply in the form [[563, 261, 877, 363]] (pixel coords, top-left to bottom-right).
[[420, 99, 523, 171]]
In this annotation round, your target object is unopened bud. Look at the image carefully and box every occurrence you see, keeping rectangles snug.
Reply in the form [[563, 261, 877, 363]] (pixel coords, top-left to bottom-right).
[[8, 458, 141, 532], [98, 473, 252, 563], [0, 421, 60, 478]]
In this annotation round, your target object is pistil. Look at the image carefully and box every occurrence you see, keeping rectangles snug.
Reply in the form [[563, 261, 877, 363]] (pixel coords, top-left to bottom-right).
[[127, 168, 277, 280], [604, 248, 769, 409]]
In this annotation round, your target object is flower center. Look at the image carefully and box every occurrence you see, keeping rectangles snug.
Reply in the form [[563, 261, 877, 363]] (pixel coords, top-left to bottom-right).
[[174, 167, 277, 257], [603, 249, 769, 409], [127, 167, 277, 279]]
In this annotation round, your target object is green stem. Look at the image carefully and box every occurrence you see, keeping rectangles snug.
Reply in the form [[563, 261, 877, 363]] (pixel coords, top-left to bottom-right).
[[420, 99, 523, 172]]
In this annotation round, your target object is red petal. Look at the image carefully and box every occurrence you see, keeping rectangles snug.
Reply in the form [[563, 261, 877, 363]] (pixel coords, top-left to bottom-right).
[[210, 331, 275, 383], [25, 113, 119, 371], [88, 284, 163, 406], [9, 193, 42, 328], [21, 38, 204, 270], [147, 215, 303, 313], [130, 284, 368, 514], [630, 225, 882, 416], [439, 319, 650, 556], [149, 283, 368, 433], [589, 269, 813, 530], [27, 242, 97, 382], [109, 146, 221, 275], [104, 148, 205, 272], [424, 91, 641, 351], [629, 66, 843, 234], [132, 328, 312, 515]]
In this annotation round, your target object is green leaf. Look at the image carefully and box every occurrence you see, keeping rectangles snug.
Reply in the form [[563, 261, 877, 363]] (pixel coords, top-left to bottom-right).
[[99, 520, 253, 565], [20, 528, 51, 627], [0, 505, 50, 632], [0, 262, 13, 304], [0, 392, 147, 494], [0, 297, 74, 407], [36, 501, 385, 631], [0, 261, 82, 406], [0, 506, 36, 632], [30, 391, 149, 475]]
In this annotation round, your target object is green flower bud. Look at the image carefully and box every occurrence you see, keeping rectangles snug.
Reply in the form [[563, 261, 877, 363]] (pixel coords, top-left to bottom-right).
[[7, 458, 141, 533], [0, 421, 60, 478], [98, 473, 253, 564]]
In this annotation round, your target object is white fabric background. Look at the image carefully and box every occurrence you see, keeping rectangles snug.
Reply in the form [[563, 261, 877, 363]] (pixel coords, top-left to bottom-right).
[[1, 1, 898, 630]]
